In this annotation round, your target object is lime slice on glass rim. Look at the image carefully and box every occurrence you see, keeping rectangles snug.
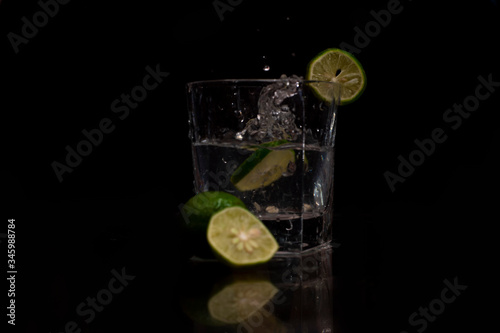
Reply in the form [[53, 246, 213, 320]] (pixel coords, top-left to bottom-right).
[[306, 48, 367, 105], [230, 140, 295, 192], [207, 206, 279, 267]]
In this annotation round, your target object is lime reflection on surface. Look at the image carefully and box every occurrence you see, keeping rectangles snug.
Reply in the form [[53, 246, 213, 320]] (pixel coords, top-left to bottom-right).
[[179, 245, 335, 332]]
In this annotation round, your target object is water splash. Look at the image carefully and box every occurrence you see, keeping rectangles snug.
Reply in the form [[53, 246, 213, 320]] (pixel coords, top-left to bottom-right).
[[236, 74, 302, 142]]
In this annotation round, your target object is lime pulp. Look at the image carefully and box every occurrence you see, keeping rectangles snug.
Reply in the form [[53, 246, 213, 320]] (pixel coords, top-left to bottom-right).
[[306, 48, 366, 105]]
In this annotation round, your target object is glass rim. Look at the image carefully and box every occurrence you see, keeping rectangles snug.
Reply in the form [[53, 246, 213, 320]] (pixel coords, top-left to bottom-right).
[[187, 78, 342, 88]]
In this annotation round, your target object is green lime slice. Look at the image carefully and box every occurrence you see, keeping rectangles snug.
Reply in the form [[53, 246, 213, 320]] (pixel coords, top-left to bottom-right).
[[180, 191, 247, 258], [231, 140, 295, 192], [207, 206, 279, 266], [181, 191, 246, 233], [208, 280, 278, 324], [306, 48, 367, 105]]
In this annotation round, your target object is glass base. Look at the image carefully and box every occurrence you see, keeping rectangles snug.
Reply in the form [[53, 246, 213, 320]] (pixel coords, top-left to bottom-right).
[[260, 210, 333, 253], [274, 240, 335, 257]]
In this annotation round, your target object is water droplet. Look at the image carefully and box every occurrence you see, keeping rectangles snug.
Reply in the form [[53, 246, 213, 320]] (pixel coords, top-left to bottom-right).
[[263, 65, 270, 71]]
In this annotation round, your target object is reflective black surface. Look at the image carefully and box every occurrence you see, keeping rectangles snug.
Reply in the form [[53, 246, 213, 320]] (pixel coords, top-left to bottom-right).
[[180, 246, 336, 332], [6, 198, 495, 332], [2, 0, 498, 332]]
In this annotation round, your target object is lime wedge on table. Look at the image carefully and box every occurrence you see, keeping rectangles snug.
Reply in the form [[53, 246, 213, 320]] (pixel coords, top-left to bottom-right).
[[208, 280, 278, 324], [181, 191, 246, 233], [180, 191, 247, 258], [207, 207, 279, 266], [306, 48, 366, 105], [231, 140, 295, 192]]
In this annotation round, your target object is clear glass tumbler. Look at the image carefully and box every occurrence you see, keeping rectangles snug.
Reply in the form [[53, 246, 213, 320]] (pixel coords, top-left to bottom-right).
[[186, 78, 341, 253]]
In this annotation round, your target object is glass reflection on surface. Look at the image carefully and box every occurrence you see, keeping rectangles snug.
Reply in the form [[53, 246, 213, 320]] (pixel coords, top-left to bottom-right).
[[179, 246, 335, 332]]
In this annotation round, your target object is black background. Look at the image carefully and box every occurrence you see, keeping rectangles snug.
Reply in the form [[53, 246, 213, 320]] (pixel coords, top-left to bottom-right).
[[2, 0, 499, 332]]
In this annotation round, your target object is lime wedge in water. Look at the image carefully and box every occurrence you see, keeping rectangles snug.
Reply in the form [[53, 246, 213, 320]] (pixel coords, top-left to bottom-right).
[[231, 140, 295, 192]]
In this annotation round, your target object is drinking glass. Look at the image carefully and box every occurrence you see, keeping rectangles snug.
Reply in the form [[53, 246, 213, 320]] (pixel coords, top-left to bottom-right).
[[186, 78, 341, 253]]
